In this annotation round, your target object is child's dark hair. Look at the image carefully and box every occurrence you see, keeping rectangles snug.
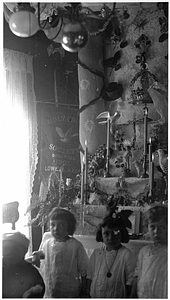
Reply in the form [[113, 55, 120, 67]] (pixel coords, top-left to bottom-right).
[[48, 207, 76, 235], [147, 204, 168, 224], [96, 211, 131, 243]]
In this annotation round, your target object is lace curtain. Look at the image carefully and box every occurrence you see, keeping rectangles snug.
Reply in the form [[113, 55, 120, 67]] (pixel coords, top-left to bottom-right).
[[2, 49, 38, 243]]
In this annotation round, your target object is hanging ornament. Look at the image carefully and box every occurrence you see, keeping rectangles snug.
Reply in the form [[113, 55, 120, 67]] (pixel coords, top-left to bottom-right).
[[61, 21, 88, 52], [101, 4, 111, 18], [120, 40, 128, 48], [123, 6, 130, 19]]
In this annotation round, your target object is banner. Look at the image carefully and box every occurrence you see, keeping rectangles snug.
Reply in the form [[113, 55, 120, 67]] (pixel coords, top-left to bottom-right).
[[40, 105, 80, 181]]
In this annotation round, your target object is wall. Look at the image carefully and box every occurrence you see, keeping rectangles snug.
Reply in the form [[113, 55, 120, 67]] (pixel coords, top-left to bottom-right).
[[104, 3, 168, 152]]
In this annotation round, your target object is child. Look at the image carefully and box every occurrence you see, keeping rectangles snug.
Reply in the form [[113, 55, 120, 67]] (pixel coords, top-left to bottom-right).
[[130, 203, 168, 298], [86, 209, 137, 298], [2, 231, 45, 298], [32, 207, 89, 298]]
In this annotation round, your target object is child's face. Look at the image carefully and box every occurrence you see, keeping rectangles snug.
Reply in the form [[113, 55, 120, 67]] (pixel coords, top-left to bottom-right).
[[3, 241, 25, 265], [148, 220, 167, 245], [50, 219, 69, 241], [102, 225, 122, 250]]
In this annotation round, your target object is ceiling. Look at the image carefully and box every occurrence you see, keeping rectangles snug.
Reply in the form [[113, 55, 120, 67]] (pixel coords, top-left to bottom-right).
[[4, 2, 157, 21]]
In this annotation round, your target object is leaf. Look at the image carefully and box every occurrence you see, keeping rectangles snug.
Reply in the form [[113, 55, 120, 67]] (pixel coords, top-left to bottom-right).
[[64, 6, 72, 11], [159, 33, 168, 43], [115, 63, 121, 71], [25, 194, 43, 214], [120, 40, 128, 48], [114, 27, 121, 36], [104, 51, 121, 68]]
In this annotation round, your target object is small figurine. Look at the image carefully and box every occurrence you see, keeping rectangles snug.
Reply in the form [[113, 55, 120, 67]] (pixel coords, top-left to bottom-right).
[[148, 81, 168, 125], [132, 159, 143, 178], [123, 145, 132, 172]]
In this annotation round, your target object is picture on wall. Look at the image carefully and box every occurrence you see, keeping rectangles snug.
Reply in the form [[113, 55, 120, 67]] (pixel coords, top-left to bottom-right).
[[118, 206, 141, 235], [128, 211, 141, 234]]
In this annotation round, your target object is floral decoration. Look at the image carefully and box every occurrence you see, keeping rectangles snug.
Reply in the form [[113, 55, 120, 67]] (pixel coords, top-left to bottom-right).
[[88, 144, 107, 179], [79, 79, 90, 91], [84, 119, 96, 132], [26, 171, 81, 227]]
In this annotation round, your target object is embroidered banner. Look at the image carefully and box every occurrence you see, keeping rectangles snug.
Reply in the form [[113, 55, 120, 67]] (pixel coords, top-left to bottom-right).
[[40, 105, 80, 181]]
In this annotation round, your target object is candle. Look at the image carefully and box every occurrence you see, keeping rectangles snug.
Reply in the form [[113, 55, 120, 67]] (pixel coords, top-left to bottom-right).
[[148, 138, 152, 187], [84, 140, 88, 186], [106, 118, 110, 173], [143, 106, 148, 156], [148, 138, 152, 166], [150, 154, 154, 196], [81, 156, 85, 204]]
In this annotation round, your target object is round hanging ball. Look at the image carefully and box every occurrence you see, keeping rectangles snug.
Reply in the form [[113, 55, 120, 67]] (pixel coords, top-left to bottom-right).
[[61, 21, 88, 53], [9, 11, 39, 37]]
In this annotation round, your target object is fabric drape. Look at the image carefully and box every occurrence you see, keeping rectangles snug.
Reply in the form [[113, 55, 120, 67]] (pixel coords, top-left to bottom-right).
[[2, 49, 38, 250]]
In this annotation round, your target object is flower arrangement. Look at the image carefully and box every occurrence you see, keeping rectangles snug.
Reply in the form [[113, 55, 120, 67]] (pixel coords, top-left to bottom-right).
[[112, 128, 125, 150], [26, 170, 81, 227], [89, 182, 133, 208], [88, 144, 107, 179]]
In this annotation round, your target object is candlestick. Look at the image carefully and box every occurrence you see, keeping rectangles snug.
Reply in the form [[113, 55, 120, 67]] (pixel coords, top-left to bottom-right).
[[80, 157, 85, 228], [105, 118, 111, 177], [141, 105, 149, 178], [148, 138, 152, 187], [84, 140, 88, 203]]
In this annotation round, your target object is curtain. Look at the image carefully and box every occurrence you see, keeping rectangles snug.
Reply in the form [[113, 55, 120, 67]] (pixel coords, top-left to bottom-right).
[[2, 49, 38, 245]]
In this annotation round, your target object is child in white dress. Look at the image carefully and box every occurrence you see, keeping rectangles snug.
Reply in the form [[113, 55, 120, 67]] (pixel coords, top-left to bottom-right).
[[130, 203, 168, 298], [32, 207, 89, 298], [86, 209, 137, 298]]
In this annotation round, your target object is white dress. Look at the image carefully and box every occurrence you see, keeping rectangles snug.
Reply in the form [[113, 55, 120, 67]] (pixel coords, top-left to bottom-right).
[[87, 245, 137, 298], [135, 244, 167, 298], [39, 235, 89, 298]]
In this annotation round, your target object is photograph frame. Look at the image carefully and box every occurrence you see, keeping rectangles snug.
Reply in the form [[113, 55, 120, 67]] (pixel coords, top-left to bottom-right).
[[118, 206, 141, 234], [128, 210, 141, 234]]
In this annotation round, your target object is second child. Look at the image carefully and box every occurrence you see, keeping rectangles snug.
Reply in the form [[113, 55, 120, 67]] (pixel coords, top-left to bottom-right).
[[86, 209, 137, 298]]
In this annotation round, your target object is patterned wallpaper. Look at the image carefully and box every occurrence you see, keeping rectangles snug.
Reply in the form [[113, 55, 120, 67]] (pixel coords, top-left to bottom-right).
[[106, 3, 168, 125]]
